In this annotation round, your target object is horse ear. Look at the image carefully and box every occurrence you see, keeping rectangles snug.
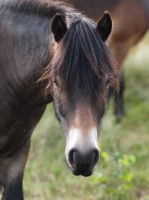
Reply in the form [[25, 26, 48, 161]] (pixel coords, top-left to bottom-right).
[[96, 11, 112, 41], [51, 14, 67, 42]]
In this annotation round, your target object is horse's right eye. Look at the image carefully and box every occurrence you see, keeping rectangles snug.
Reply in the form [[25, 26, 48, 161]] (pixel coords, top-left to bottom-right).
[[52, 78, 59, 89], [106, 76, 113, 88]]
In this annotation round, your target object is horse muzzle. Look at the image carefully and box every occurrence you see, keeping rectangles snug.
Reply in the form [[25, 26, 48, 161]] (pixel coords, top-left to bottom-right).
[[68, 148, 99, 177], [65, 127, 99, 176]]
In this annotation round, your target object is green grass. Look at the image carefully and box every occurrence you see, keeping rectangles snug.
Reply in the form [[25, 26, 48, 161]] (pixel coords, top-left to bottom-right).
[[23, 33, 149, 200]]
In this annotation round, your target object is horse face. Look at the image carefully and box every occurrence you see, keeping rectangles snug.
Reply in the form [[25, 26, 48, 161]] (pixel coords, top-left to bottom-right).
[[50, 12, 114, 176], [51, 76, 109, 176]]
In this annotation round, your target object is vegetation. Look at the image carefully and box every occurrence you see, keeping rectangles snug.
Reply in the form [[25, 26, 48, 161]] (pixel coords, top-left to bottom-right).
[[23, 33, 149, 200]]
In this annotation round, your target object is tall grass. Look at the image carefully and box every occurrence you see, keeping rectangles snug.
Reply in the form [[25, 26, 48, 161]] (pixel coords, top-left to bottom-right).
[[24, 33, 149, 200]]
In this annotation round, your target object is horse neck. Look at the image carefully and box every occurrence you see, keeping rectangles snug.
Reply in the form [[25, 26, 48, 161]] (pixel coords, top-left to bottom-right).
[[0, 9, 53, 111]]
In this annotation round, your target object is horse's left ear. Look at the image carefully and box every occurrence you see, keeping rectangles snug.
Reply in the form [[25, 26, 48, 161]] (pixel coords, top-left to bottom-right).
[[96, 11, 112, 41], [51, 14, 67, 42]]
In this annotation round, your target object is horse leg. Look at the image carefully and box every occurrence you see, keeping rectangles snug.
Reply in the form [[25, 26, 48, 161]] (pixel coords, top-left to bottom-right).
[[114, 69, 125, 116], [0, 140, 31, 200], [107, 35, 130, 117]]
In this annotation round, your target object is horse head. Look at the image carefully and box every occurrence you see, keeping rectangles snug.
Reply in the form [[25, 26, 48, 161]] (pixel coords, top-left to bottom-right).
[[46, 11, 118, 176]]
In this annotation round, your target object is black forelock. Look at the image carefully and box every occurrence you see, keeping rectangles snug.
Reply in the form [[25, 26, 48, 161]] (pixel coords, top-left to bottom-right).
[[50, 16, 118, 94]]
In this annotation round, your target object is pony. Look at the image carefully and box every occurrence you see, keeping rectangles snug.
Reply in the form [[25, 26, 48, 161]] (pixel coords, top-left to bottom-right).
[[64, 0, 149, 116], [0, 0, 118, 199]]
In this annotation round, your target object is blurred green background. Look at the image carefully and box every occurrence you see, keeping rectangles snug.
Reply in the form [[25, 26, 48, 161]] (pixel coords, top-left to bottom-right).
[[23, 33, 149, 200]]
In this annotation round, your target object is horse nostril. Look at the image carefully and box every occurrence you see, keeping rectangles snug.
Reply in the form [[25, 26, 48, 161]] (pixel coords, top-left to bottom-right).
[[93, 149, 99, 166], [68, 149, 78, 168]]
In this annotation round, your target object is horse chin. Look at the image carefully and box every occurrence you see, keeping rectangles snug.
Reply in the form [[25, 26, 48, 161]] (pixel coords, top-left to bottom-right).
[[71, 168, 93, 177]]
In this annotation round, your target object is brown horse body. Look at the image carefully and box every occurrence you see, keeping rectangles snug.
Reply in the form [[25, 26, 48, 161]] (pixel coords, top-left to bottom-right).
[[66, 0, 149, 115], [0, 0, 118, 199]]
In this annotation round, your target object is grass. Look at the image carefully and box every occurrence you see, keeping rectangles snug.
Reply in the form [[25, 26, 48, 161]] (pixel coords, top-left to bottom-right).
[[23, 33, 149, 200]]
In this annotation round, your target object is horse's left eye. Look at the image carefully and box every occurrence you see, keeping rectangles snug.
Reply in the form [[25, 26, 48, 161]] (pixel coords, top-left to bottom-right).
[[53, 78, 59, 89], [106, 77, 112, 88]]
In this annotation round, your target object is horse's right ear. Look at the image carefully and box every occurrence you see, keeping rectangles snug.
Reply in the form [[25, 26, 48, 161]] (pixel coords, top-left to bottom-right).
[[96, 11, 112, 41], [51, 14, 67, 42]]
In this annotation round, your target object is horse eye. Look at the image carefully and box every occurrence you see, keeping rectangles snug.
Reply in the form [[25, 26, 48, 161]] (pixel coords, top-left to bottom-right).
[[106, 77, 112, 88], [52, 78, 59, 89]]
